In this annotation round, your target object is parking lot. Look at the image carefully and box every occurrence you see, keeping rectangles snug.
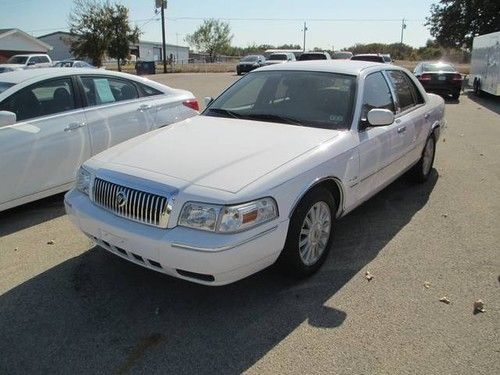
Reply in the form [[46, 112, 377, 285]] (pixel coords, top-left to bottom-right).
[[0, 73, 499, 374]]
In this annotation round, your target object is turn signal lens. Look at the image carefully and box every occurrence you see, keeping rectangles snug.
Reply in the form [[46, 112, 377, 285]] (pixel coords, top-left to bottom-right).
[[419, 74, 431, 81]]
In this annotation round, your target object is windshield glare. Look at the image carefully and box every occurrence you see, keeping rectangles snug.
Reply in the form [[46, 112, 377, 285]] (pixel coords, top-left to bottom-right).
[[203, 71, 356, 130], [241, 55, 259, 62], [269, 54, 287, 61], [7, 56, 28, 64], [423, 63, 455, 72]]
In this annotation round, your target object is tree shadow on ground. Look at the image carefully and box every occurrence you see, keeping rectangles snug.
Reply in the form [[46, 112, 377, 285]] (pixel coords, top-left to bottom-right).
[[0, 171, 438, 374]]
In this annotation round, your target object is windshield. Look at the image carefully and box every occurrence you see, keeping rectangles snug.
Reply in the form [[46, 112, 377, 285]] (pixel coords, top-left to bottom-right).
[[7, 56, 28, 64], [203, 71, 356, 130], [269, 54, 287, 61], [0, 82, 15, 94], [299, 53, 327, 60], [241, 55, 259, 62], [351, 55, 384, 62], [423, 63, 455, 72]]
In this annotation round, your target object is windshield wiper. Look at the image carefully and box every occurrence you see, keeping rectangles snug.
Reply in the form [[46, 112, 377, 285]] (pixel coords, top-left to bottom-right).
[[206, 108, 241, 119], [243, 113, 304, 126]]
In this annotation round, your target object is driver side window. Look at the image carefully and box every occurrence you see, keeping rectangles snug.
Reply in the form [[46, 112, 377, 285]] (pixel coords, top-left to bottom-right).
[[361, 72, 395, 121]]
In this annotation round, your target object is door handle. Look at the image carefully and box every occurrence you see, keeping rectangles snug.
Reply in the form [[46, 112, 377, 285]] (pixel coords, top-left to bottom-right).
[[424, 113, 430, 120], [397, 126, 407, 134], [137, 104, 152, 111], [64, 122, 86, 132]]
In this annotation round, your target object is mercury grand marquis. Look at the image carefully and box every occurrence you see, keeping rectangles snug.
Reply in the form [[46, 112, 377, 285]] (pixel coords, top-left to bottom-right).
[[65, 60, 445, 285]]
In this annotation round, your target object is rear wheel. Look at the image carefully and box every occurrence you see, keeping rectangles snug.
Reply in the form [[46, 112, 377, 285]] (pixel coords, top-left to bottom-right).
[[277, 186, 336, 277], [473, 78, 482, 96], [409, 134, 435, 183], [452, 90, 460, 100]]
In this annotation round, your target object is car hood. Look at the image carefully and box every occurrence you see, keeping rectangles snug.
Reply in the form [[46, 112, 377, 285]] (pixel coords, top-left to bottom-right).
[[93, 116, 340, 193]]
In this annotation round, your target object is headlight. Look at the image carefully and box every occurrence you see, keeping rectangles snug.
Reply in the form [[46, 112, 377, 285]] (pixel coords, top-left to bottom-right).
[[178, 197, 278, 233], [75, 166, 91, 196]]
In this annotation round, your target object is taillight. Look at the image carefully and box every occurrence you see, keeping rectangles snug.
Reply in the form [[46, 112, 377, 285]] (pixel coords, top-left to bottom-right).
[[419, 73, 431, 81], [452, 73, 463, 81], [182, 98, 199, 111]]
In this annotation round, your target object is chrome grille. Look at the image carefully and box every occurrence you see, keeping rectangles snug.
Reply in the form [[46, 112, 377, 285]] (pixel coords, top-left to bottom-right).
[[93, 178, 169, 228]]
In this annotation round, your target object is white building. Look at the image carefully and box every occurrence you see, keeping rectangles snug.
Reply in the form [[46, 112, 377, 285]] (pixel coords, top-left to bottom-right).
[[0, 28, 52, 63], [130, 40, 189, 64], [38, 31, 189, 64]]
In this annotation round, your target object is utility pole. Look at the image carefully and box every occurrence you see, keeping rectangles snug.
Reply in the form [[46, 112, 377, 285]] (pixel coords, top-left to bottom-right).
[[302, 22, 308, 52], [176, 32, 179, 63], [160, 0, 167, 73], [400, 18, 406, 44]]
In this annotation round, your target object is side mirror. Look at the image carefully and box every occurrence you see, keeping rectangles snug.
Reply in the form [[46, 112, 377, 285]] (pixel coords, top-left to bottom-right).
[[0, 111, 16, 127], [203, 96, 214, 107], [367, 109, 394, 126]]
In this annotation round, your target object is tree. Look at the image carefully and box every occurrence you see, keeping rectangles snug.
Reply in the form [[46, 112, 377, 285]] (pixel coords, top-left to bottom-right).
[[69, 0, 140, 68], [69, 0, 110, 66], [426, 0, 500, 50], [185, 19, 233, 62], [107, 4, 140, 71]]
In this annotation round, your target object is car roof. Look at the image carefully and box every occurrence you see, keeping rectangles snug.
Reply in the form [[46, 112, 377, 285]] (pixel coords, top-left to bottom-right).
[[10, 54, 47, 57], [0, 67, 131, 84], [256, 60, 386, 75]]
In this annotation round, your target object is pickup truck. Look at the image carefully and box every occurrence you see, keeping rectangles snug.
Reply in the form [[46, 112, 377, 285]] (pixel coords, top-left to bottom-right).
[[0, 54, 53, 73]]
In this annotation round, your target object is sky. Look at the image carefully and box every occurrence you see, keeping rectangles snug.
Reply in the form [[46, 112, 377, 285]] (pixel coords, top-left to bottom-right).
[[0, 0, 437, 50]]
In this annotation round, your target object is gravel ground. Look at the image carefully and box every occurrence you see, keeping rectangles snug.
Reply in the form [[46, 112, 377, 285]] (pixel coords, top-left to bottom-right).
[[0, 73, 498, 374]]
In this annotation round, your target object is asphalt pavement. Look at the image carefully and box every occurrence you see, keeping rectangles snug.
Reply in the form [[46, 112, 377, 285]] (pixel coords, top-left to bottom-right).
[[0, 73, 498, 374]]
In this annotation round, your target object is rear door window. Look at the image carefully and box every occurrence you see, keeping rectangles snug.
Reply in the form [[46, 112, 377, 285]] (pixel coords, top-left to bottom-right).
[[81, 76, 139, 106]]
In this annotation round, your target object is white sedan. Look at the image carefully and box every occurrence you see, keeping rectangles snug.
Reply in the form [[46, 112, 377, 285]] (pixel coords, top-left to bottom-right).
[[65, 61, 445, 285], [0, 68, 198, 211]]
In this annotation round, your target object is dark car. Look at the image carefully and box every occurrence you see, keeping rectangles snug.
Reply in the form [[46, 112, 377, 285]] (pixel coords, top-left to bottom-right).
[[350, 54, 387, 63], [414, 61, 463, 99], [236, 55, 265, 75], [298, 51, 331, 61]]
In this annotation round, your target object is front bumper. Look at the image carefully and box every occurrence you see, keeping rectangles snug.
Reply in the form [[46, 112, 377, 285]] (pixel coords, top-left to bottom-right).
[[64, 189, 289, 286]]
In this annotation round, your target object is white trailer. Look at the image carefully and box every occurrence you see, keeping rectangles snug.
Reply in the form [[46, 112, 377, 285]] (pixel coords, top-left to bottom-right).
[[469, 31, 500, 96]]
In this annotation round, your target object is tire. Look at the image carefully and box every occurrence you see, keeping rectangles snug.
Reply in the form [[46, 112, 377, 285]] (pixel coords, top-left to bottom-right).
[[473, 78, 482, 96], [277, 186, 336, 278], [409, 134, 435, 183], [452, 90, 460, 100], [236, 70, 241, 75]]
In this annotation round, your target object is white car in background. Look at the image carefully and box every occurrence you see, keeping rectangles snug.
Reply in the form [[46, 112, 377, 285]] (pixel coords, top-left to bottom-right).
[[0, 68, 198, 211], [0, 54, 53, 73], [264, 52, 296, 65], [65, 61, 445, 286]]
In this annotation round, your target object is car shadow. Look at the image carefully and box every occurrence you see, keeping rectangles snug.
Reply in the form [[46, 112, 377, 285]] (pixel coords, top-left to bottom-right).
[[0, 171, 438, 374], [466, 91, 500, 115], [0, 193, 66, 237]]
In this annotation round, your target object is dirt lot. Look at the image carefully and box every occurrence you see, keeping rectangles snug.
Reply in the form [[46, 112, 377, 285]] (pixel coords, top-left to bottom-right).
[[0, 73, 499, 374]]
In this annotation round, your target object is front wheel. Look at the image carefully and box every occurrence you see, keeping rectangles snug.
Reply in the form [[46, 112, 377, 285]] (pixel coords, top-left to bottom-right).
[[277, 186, 336, 278], [409, 134, 435, 183]]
